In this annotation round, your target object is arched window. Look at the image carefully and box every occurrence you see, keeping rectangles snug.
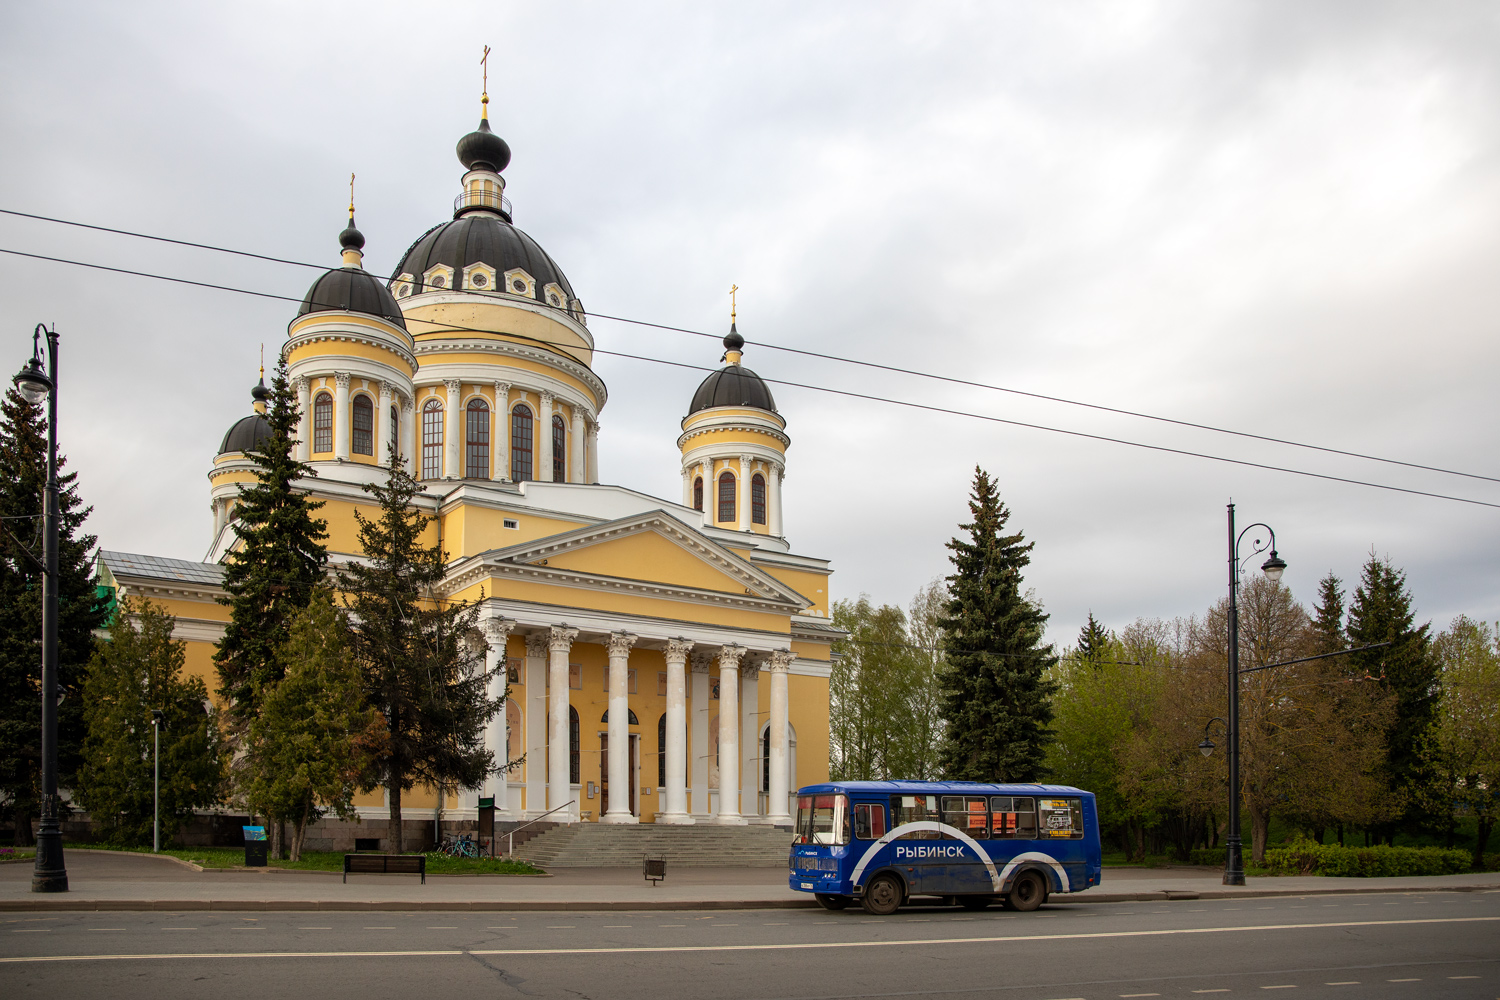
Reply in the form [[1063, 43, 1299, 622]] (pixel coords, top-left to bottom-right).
[[465, 399, 490, 479], [717, 471, 736, 523], [552, 414, 566, 482], [600, 708, 639, 724], [658, 713, 667, 788], [693, 477, 703, 511], [569, 705, 580, 785], [421, 399, 443, 479], [390, 405, 399, 463], [312, 392, 333, 454], [752, 473, 766, 525], [351, 395, 373, 456], [510, 404, 533, 481]]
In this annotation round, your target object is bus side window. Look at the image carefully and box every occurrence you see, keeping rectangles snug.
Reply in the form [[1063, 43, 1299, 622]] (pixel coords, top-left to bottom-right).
[[853, 803, 886, 840], [890, 795, 942, 839], [1038, 797, 1084, 838], [990, 796, 1038, 839], [941, 796, 989, 837]]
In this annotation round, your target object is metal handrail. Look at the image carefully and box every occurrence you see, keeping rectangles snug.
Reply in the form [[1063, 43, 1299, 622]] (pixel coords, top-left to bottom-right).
[[505, 802, 573, 856], [454, 190, 512, 218]]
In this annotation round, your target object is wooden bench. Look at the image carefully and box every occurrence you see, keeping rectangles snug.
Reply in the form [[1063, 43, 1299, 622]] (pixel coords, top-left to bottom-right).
[[343, 854, 426, 884]]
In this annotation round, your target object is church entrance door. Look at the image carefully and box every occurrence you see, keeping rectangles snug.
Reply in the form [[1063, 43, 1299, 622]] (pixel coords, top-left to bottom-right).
[[599, 734, 639, 820]]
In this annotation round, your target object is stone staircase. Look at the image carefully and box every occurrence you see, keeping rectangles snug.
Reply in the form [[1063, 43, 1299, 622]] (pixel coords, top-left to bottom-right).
[[512, 822, 795, 868]]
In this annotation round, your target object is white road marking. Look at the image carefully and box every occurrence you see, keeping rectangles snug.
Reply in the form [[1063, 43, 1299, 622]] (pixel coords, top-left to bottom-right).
[[1386, 979, 1420, 982], [658, 925, 685, 928], [297, 927, 331, 930], [1120, 993, 1160, 997], [1261, 987, 1296, 990], [426, 927, 457, 930], [11, 929, 50, 934], [602, 925, 631, 929], [161, 928, 196, 931], [1448, 975, 1479, 979], [545, 925, 574, 929], [5, 915, 1495, 964], [1192, 991, 1229, 994], [1325, 983, 1359, 986]]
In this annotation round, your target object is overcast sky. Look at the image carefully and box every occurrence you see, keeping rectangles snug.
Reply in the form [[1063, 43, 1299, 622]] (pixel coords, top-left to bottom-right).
[[3, 1, 1498, 646]]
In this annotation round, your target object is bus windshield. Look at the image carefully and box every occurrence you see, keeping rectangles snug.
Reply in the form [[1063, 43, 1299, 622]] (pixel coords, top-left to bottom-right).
[[794, 793, 849, 845]]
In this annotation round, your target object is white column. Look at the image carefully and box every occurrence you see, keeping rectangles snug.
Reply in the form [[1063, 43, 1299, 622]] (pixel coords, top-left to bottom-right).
[[524, 633, 548, 818], [334, 373, 351, 460], [769, 464, 784, 537], [539, 391, 554, 483], [715, 644, 747, 825], [401, 396, 416, 476], [602, 631, 638, 823], [766, 649, 795, 825], [586, 416, 599, 483], [294, 377, 311, 462], [444, 379, 462, 478], [660, 638, 694, 824], [570, 407, 586, 483], [547, 624, 578, 821], [483, 617, 515, 816], [689, 654, 711, 820], [741, 660, 761, 820], [737, 455, 752, 531], [493, 382, 510, 481], [378, 381, 394, 466], [681, 468, 693, 507]]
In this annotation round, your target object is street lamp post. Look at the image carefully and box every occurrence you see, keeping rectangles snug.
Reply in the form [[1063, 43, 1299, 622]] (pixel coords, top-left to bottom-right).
[[13, 324, 66, 894], [1221, 501, 1286, 887], [151, 709, 165, 853]]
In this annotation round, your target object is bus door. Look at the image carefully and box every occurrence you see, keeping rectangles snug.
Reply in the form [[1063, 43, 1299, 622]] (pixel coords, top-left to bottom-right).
[[888, 794, 947, 893]]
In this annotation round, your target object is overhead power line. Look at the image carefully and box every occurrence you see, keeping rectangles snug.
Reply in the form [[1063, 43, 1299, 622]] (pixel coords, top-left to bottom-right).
[[4, 205, 1496, 487], [3, 244, 1499, 512]]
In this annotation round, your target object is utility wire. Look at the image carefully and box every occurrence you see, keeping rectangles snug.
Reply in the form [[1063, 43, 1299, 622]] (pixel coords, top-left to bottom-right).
[[4, 244, 1500, 511], [4, 205, 1497, 487]]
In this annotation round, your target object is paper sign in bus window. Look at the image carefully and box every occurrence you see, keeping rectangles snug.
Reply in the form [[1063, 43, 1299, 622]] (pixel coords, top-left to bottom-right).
[[1038, 798, 1082, 838]]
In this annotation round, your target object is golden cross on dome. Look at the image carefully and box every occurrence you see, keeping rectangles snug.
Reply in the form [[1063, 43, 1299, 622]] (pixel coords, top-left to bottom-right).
[[481, 45, 491, 113], [259, 343, 264, 380], [348, 172, 356, 217], [730, 283, 738, 322]]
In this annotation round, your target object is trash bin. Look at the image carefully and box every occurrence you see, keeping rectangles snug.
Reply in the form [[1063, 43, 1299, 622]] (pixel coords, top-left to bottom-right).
[[243, 825, 268, 867]]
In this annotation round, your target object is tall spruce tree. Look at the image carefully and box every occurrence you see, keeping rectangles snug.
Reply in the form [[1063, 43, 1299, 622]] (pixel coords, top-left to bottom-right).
[[1077, 613, 1110, 670], [0, 386, 108, 846], [1346, 553, 1436, 838], [214, 358, 328, 725], [1309, 573, 1346, 655], [937, 467, 1057, 782], [338, 446, 502, 853]]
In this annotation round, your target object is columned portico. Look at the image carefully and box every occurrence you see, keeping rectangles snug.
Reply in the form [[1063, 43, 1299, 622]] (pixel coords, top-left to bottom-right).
[[741, 659, 759, 819], [714, 644, 748, 825], [547, 625, 578, 820], [482, 616, 515, 816], [492, 381, 510, 481], [689, 653, 712, 820], [295, 377, 311, 462], [378, 381, 394, 464], [765, 649, 795, 825], [658, 638, 694, 824], [524, 632, 548, 818], [601, 631, 638, 823], [444, 379, 462, 478]]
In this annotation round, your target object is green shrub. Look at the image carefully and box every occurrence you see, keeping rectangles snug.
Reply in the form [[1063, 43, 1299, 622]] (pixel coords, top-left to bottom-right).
[[1189, 848, 1224, 866], [1262, 839, 1471, 877]]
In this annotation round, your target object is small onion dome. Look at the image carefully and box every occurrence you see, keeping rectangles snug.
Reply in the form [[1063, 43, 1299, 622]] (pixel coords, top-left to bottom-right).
[[723, 324, 745, 353], [251, 378, 271, 406], [219, 380, 273, 456], [339, 216, 366, 253], [456, 116, 511, 173]]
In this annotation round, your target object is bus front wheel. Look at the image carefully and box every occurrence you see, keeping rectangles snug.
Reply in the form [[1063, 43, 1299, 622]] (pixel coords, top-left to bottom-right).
[[860, 874, 904, 915], [1004, 871, 1047, 912], [815, 893, 851, 910]]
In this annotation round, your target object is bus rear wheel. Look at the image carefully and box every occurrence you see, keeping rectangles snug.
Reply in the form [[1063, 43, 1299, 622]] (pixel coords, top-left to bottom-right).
[[815, 893, 851, 910], [860, 874, 904, 915], [957, 895, 993, 910], [1004, 871, 1046, 912]]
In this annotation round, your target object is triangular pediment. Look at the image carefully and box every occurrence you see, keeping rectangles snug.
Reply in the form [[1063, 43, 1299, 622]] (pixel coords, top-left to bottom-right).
[[456, 510, 809, 608]]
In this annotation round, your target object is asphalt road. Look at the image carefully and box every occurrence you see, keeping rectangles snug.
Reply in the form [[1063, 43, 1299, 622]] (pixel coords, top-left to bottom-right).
[[2, 890, 1496, 1000]]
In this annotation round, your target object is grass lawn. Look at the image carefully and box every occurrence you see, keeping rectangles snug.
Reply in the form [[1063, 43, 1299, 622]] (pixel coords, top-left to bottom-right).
[[65, 843, 543, 875]]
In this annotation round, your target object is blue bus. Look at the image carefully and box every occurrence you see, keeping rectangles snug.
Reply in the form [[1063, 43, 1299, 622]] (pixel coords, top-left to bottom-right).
[[788, 780, 1102, 915]]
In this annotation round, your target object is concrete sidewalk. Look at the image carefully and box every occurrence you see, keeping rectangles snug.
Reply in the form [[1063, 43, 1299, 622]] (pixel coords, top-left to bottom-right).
[[2, 851, 1495, 912]]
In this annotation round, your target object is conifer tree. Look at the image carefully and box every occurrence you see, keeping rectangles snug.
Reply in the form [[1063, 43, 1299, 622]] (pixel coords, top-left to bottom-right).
[[1309, 573, 1346, 655], [241, 590, 384, 861], [338, 446, 502, 853], [214, 358, 328, 725], [1346, 553, 1436, 838], [75, 598, 226, 846], [937, 467, 1057, 782], [0, 386, 108, 846], [1077, 613, 1110, 670]]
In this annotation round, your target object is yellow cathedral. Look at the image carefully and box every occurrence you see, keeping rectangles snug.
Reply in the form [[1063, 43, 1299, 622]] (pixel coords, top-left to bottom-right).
[[96, 99, 838, 843]]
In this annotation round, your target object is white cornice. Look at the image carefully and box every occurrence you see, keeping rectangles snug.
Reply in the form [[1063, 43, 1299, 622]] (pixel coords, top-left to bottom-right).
[[677, 422, 791, 450], [412, 338, 607, 409], [284, 316, 417, 367]]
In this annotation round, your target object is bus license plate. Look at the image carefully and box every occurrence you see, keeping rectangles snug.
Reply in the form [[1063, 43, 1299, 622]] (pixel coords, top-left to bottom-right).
[[800, 882, 814, 889]]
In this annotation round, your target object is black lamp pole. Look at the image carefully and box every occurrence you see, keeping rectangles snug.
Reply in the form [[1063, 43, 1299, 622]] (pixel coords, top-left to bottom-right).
[[1223, 502, 1285, 887], [14, 324, 66, 893]]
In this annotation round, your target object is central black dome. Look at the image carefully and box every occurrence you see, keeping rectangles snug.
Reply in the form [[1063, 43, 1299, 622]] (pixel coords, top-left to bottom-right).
[[390, 215, 576, 308]]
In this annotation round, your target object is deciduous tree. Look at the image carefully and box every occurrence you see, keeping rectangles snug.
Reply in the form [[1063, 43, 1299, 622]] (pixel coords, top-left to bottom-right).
[[1432, 616, 1500, 868]]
